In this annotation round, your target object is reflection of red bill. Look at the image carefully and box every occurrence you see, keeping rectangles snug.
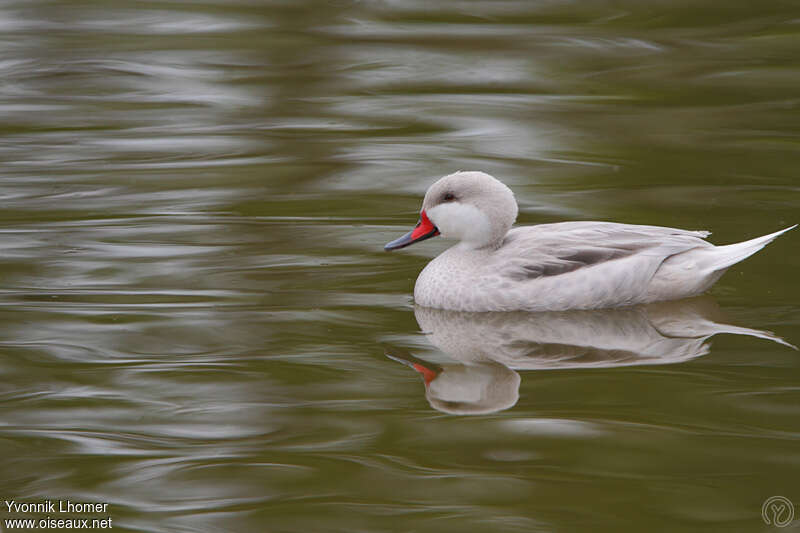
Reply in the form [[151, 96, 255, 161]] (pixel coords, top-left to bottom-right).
[[385, 350, 441, 386], [411, 363, 438, 386], [384, 210, 439, 251]]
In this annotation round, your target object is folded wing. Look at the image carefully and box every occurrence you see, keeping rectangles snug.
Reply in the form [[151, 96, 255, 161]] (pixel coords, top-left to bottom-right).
[[489, 222, 713, 310]]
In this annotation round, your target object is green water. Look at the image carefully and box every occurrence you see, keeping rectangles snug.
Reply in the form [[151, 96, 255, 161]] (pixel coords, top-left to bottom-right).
[[0, 1, 799, 531]]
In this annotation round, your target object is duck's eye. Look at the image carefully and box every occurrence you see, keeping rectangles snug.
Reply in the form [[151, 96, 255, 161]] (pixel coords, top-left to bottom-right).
[[443, 192, 456, 202]]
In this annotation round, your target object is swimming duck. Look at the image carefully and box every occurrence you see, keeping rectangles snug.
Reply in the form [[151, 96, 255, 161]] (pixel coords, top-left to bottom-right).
[[385, 171, 795, 312]]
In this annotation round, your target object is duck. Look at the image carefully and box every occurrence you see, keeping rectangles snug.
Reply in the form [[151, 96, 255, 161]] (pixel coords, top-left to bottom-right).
[[384, 171, 795, 312]]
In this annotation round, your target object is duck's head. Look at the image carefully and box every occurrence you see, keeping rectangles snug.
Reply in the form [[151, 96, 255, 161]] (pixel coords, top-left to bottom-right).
[[384, 171, 518, 251]]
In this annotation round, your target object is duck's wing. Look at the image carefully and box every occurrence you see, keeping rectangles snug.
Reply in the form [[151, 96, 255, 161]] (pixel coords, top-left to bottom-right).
[[497, 221, 711, 280], [489, 222, 712, 310]]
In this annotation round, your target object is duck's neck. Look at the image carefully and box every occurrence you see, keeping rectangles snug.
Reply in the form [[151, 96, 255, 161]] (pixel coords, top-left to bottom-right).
[[453, 238, 503, 252]]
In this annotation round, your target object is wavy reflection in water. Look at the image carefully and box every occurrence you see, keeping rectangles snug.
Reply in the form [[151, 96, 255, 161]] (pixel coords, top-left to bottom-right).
[[388, 297, 794, 415]]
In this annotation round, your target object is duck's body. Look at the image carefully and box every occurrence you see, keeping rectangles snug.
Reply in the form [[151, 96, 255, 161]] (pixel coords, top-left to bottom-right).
[[385, 171, 794, 312], [414, 220, 791, 312]]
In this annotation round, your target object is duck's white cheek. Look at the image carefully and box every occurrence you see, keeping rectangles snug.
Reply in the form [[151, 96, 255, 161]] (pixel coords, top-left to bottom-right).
[[427, 203, 492, 246]]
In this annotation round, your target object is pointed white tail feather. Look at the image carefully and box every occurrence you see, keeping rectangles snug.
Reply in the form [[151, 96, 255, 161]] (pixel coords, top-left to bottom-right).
[[694, 224, 797, 274]]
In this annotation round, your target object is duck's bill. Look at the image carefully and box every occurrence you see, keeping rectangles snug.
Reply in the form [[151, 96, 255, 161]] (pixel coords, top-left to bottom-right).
[[384, 211, 439, 251]]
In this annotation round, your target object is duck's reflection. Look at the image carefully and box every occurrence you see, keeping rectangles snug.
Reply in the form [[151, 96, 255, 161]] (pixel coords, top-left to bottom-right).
[[387, 296, 794, 415]]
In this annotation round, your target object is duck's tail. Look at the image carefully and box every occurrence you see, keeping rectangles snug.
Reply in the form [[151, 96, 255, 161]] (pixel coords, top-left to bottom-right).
[[696, 224, 796, 274]]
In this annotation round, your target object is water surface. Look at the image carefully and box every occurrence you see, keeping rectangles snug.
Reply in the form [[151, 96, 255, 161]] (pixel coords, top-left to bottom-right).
[[0, 1, 799, 531]]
